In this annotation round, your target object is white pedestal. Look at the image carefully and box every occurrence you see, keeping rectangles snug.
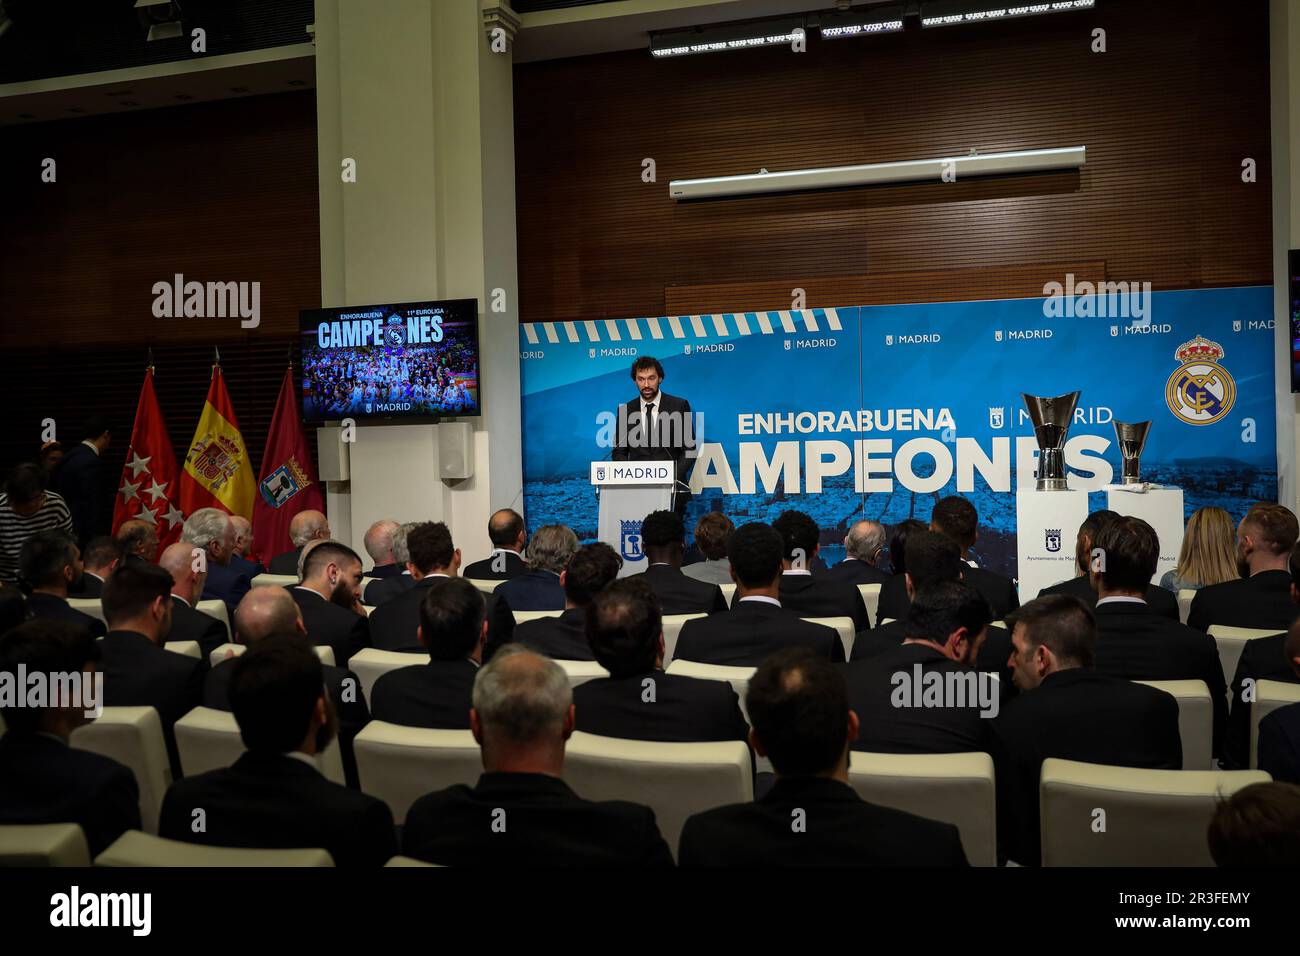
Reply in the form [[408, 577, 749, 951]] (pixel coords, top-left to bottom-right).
[[592, 462, 675, 578], [1106, 485, 1185, 586], [1016, 488, 1090, 602]]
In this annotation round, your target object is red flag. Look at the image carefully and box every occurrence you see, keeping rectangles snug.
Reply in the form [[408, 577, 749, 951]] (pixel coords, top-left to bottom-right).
[[251, 367, 325, 565], [113, 367, 186, 550], [178, 364, 257, 519]]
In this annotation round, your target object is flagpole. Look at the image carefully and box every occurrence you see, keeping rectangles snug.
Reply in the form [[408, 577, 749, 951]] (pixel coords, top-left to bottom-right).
[[212, 345, 220, 380]]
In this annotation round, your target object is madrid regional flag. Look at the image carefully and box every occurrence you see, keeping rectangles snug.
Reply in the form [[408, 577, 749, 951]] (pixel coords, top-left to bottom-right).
[[113, 366, 186, 549], [179, 363, 256, 519]]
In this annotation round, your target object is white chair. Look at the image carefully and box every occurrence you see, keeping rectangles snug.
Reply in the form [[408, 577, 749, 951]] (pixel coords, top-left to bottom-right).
[[67, 598, 106, 624], [349, 647, 424, 700], [163, 640, 201, 659], [564, 732, 752, 861], [1251, 680, 1300, 768], [94, 831, 333, 867], [1038, 758, 1269, 866], [661, 613, 706, 666], [801, 616, 855, 660], [206, 643, 335, 669], [554, 658, 610, 687], [665, 660, 756, 721], [465, 578, 503, 594], [251, 573, 298, 588], [1134, 679, 1214, 771], [1177, 589, 1195, 625], [385, 855, 440, 867], [70, 706, 170, 834], [857, 583, 883, 628], [359, 577, 378, 603], [513, 609, 564, 624], [879, 617, 896, 625], [847, 751, 997, 867], [0, 824, 90, 866], [173, 706, 346, 785], [719, 583, 736, 607], [196, 599, 231, 640], [360, 604, 374, 617], [1208, 625, 1284, 688], [353, 722, 481, 823]]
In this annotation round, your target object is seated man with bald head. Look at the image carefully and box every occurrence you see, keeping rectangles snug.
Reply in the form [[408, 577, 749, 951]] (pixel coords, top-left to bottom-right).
[[362, 519, 403, 579], [158, 541, 228, 660], [267, 509, 331, 576], [823, 519, 890, 587], [115, 518, 159, 568], [462, 509, 528, 581], [402, 645, 673, 866]]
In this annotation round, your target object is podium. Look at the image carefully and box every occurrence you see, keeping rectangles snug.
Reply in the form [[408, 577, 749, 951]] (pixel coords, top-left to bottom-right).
[[591, 461, 677, 578], [1016, 488, 1090, 603], [1106, 485, 1185, 585]]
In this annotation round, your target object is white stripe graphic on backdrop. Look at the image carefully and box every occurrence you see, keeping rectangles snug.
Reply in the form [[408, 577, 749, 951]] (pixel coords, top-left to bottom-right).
[[826, 308, 843, 331], [583, 320, 600, 342], [647, 316, 664, 339], [734, 313, 752, 335], [777, 311, 797, 333], [803, 311, 820, 332], [604, 319, 622, 341], [689, 315, 707, 337], [624, 319, 642, 340], [523, 324, 539, 345], [542, 322, 559, 344], [564, 323, 579, 343], [522, 309, 851, 349], [711, 314, 728, 336], [756, 312, 774, 335], [667, 315, 686, 338]]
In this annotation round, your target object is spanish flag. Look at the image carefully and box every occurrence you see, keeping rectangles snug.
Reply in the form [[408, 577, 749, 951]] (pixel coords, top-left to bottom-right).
[[178, 362, 257, 518]]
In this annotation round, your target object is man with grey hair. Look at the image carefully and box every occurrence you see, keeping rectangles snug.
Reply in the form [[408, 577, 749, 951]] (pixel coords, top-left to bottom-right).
[[363, 521, 419, 607], [402, 645, 673, 866], [182, 507, 252, 615], [363, 519, 402, 579], [228, 514, 265, 577], [267, 509, 331, 575], [495, 524, 578, 613], [824, 520, 890, 587]]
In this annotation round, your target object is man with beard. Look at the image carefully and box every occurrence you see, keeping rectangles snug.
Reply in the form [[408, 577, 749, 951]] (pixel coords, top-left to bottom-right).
[[1187, 503, 1299, 633], [19, 529, 105, 638], [611, 356, 695, 519], [290, 541, 371, 667]]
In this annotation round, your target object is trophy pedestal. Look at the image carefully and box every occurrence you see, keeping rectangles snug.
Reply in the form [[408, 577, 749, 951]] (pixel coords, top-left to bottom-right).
[[1105, 485, 1185, 586], [1016, 488, 1090, 603]]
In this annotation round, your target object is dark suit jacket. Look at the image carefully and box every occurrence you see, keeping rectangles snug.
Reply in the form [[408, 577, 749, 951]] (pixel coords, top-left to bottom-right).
[[1258, 701, 1300, 785], [366, 563, 403, 579], [0, 732, 141, 857], [514, 607, 591, 660], [611, 391, 693, 476], [51, 443, 105, 544], [820, 558, 890, 587], [496, 569, 565, 613], [990, 668, 1182, 865], [1187, 569, 1295, 633], [202, 560, 253, 617], [370, 657, 478, 730], [289, 587, 370, 668], [69, 572, 105, 598], [364, 571, 415, 608], [98, 629, 204, 780], [27, 592, 106, 638], [1040, 573, 1180, 620], [573, 670, 749, 744], [627, 564, 727, 615], [675, 598, 843, 666], [848, 620, 1017, 700], [367, 576, 513, 657], [878, 564, 1020, 623], [462, 551, 527, 581], [1226, 632, 1296, 768], [229, 553, 265, 578], [159, 751, 396, 866], [402, 771, 674, 866], [778, 571, 870, 632], [843, 644, 993, 754], [169, 596, 229, 661], [678, 776, 968, 866], [1092, 600, 1227, 758], [266, 548, 303, 576]]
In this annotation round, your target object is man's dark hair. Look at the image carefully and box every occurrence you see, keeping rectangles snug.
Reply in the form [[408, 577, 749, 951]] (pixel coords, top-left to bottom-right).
[[1243, 503, 1300, 557], [586, 578, 662, 678], [772, 510, 819, 562], [640, 510, 685, 555], [229, 636, 325, 754], [419, 578, 485, 661], [82, 535, 123, 572], [727, 523, 784, 589], [901, 530, 963, 590], [116, 521, 155, 555], [18, 529, 76, 590], [1208, 782, 1300, 867], [79, 415, 112, 442], [101, 564, 173, 626], [488, 510, 524, 548], [1076, 509, 1120, 573], [931, 496, 979, 549], [630, 356, 665, 380], [0, 584, 28, 635], [694, 512, 734, 561], [1005, 594, 1096, 669], [0, 619, 100, 734], [905, 580, 993, 646], [1092, 515, 1159, 593], [563, 543, 622, 606], [4, 463, 45, 508], [746, 648, 849, 776], [302, 541, 362, 579], [887, 519, 928, 575], [407, 522, 455, 573]]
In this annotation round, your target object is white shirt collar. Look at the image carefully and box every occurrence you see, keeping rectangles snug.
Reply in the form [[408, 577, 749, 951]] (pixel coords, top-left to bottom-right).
[[782, 569, 812, 576], [172, 593, 192, 608], [739, 595, 781, 607], [640, 392, 661, 411], [81, 439, 101, 456], [491, 548, 523, 559], [1096, 595, 1147, 605], [282, 751, 320, 773]]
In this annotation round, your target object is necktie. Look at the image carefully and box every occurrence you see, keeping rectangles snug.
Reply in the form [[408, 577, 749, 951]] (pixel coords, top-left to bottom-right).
[[645, 402, 657, 446]]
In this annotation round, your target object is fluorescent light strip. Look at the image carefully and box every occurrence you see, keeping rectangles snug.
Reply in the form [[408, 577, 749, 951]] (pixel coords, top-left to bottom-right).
[[651, 28, 804, 58], [922, 0, 1095, 27], [821, 20, 905, 38]]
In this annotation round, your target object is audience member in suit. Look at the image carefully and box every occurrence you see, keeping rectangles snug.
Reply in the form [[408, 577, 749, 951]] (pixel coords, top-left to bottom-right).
[[115, 518, 159, 569], [1038, 509, 1180, 619], [362, 521, 419, 607], [19, 529, 105, 638], [461, 508, 529, 581], [1188, 502, 1299, 633], [675, 522, 843, 665], [511, 542, 620, 661], [773, 510, 870, 632], [844, 580, 996, 755], [157, 542, 228, 662], [495, 523, 576, 613], [878, 496, 1020, 624], [575, 577, 749, 745], [67, 534, 120, 598], [265, 509, 331, 575], [1089, 515, 1228, 758], [0, 619, 141, 857], [228, 515, 266, 577], [681, 512, 734, 587], [626, 510, 727, 615], [99, 564, 204, 780], [1255, 621, 1300, 784], [371, 577, 487, 729], [1208, 782, 1300, 867], [679, 648, 968, 866], [182, 508, 253, 617], [0, 583, 28, 634], [403, 646, 674, 866], [822, 520, 891, 587], [990, 594, 1182, 866], [360, 519, 402, 581], [206, 585, 369, 788], [160, 637, 396, 866], [289, 540, 371, 667], [50, 415, 111, 545], [886, 519, 928, 576]]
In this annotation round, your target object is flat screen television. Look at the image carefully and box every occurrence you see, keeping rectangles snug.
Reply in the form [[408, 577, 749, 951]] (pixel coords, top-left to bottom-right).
[[300, 298, 481, 422], [1292, 250, 1300, 393]]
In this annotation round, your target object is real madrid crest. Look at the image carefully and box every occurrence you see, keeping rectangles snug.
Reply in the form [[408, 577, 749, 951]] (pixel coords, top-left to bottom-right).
[[1165, 335, 1236, 426]]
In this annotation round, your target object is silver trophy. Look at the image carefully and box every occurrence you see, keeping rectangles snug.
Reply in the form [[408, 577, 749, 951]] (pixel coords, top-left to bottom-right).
[[1113, 420, 1152, 485], [1022, 391, 1081, 491]]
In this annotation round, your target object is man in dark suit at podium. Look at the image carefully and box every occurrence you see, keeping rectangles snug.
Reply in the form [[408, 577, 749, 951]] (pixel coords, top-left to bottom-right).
[[462, 509, 528, 581], [611, 356, 695, 517]]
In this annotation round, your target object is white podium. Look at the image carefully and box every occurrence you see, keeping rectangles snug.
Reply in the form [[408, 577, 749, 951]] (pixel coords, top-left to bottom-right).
[[591, 461, 676, 578], [1106, 485, 1185, 585], [1016, 488, 1090, 602]]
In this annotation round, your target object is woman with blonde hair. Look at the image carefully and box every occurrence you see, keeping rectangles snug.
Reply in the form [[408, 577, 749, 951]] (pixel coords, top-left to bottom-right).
[[1160, 506, 1239, 591]]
